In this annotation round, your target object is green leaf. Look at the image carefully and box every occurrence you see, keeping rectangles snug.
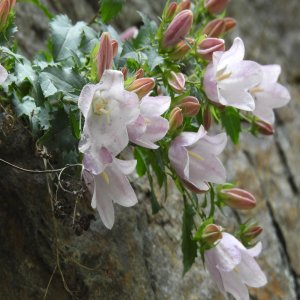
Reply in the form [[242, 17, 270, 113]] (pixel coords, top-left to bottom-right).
[[134, 148, 147, 177], [145, 48, 164, 71], [39, 66, 86, 99], [221, 107, 241, 144], [69, 109, 81, 139], [101, 0, 124, 22], [50, 15, 87, 61], [147, 170, 161, 214], [21, 0, 53, 19], [148, 149, 165, 188], [182, 200, 197, 275]]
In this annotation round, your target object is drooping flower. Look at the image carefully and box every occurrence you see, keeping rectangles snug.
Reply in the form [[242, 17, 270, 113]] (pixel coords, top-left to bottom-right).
[[250, 65, 291, 124], [205, 232, 267, 300], [168, 125, 227, 192], [78, 70, 140, 175], [120, 26, 139, 42], [204, 37, 262, 111], [0, 64, 8, 84], [83, 154, 137, 229], [127, 95, 171, 149]]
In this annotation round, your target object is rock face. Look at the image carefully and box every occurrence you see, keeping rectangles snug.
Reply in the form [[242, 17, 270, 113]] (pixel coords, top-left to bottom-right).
[[0, 0, 299, 299]]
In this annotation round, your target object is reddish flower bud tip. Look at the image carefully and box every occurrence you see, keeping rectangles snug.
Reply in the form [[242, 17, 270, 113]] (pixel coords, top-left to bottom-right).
[[220, 188, 256, 210], [111, 39, 119, 58], [203, 106, 212, 130], [167, 71, 185, 93], [178, 96, 200, 117], [135, 68, 145, 79], [177, 0, 191, 12], [255, 120, 274, 136], [166, 2, 178, 19], [169, 37, 194, 60], [244, 226, 263, 240], [0, 0, 13, 29], [127, 78, 155, 99], [202, 224, 223, 245], [197, 37, 225, 61], [162, 10, 193, 48], [97, 32, 113, 79], [120, 26, 139, 42], [224, 17, 236, 31], [205, 0, 230, 14], [121, 66, 128, 80], [202, 19, 226, 37], [169, 107, 183, 131]]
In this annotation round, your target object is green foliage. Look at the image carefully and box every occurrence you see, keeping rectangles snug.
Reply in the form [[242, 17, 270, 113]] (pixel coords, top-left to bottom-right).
[[221, 106, 241, 144], [100, 0, 125, 23], [182, 199, 197, 275]]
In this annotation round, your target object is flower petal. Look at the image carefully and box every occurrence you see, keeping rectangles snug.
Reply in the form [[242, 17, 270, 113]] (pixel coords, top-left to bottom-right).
[[246, 242, 262, 258], [100, 70, 124, 94], [238, 249, 267, 288], [140, 95, 171, 117], [114, 157, 137, 175], [204, 62, 219, 103], [169, 142, 189, 179], [174, 125, 207, 147], [220, 269, 250, 300], [78, 84, 98, 118], [0, 64, 8, 84], [92, 174, 115, 229]]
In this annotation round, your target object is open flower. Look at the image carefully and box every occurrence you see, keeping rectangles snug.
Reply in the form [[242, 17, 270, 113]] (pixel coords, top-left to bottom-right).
[[205, 232, 267, 300], [78, 70, 139, 175], [251, 65, 291, 124], [204, 37, 262, 111], [127, 95, 171, 149], [168, 125, 227, 192], [83, 153, 137, 229]]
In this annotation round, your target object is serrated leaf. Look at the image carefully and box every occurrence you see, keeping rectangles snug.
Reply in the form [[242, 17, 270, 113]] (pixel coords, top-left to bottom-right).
[[50, 15, 87, 61], [101, 0, 124, 23], [145, 48, 163, 71], [221, 107, 241, 144], [39, 66, 86, 99], [182, 200, 197, 275]]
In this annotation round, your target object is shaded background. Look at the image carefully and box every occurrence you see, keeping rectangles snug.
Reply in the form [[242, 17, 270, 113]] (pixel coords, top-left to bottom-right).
[[0, 0, 299, 299]]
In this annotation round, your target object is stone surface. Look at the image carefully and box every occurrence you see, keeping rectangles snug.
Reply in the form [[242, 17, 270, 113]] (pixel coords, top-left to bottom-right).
[[0, 0, 299, 299]]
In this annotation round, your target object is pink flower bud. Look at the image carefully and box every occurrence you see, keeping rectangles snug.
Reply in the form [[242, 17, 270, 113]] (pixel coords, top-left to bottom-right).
[[205, 0, 230, 14], [177, 96, 200, 117], [243, 225, 263, 241], [111, 39, 119, 58], [166, 2, 178, 19], [177, 0, 191, 12], [0, 0, 14, 30], [169, 37, 194, 60], [202, 224, 223, 244], [162, 10, 193, 48], [121, 66, 128, 80], [202, 17, 236, 37], [96, 32, 113, 79], [169, 107, 183, 131], [203, 106, 212, 130], [255, 120, 274, 136], [127, 78, 155, 99], [219, 188, 256, 210], [197, 37, 225, 60], [167, 71, 185, 93], [135, 68, 144, 79], [120, 26, 139, 42]]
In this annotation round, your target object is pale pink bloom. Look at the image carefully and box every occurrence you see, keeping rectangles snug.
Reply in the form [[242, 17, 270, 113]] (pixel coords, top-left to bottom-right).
[[205, 232, 267, 300], [78, 70, 139, 175], [168, 125, 227, 191], [0, 64, 8, 84], [204, 37, 262, 111], [120, 26, 139, 42], [251, 65, 290, 124], [83, 155, 137, 229], [127, 95, 171, 149]]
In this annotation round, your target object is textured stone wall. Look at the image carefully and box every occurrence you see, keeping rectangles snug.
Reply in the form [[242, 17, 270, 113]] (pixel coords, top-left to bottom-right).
[[0, 0, 299, 299]]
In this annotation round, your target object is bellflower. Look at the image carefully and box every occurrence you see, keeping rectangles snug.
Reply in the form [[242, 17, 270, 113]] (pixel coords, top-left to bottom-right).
[[205, 232, 267, 300], [127, 95, 171, 149], [168, 125, 227, 192], [204, 37, 262, 111], [83, 152, 137, 229], [79, 70, 140, 175], [251, 65, 291, 124]]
